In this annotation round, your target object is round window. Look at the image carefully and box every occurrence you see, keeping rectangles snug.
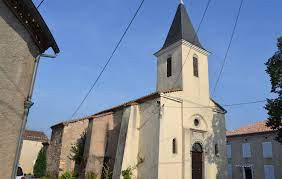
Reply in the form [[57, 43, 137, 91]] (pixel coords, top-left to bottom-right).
[[194, 118, 200, 126]]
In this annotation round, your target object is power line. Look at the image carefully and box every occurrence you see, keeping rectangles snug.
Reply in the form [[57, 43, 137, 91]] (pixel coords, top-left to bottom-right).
[[37, 0, 46, 9], [164, 99, 267, 109], [138, 0, 213, 130], [223, 99, 266, 107], [70, 0, 145, 118], [211, 0, 244, 96]]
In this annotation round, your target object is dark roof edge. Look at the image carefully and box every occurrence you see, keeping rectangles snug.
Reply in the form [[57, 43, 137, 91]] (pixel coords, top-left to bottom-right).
[[210, 98, 227, 113], [50, 89, 184, 129], [4, 0, 60, 54]]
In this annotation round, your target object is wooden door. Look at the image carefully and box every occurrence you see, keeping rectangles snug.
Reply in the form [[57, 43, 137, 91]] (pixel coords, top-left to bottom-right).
[[192, 151, 203, 179]]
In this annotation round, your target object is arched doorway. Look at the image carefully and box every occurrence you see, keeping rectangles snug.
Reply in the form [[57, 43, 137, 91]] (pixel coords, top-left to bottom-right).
[[192, 143, 203, 179]]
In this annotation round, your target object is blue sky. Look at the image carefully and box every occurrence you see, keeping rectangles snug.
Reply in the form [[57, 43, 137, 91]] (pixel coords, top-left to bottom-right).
[[27, 0, 281, 136]]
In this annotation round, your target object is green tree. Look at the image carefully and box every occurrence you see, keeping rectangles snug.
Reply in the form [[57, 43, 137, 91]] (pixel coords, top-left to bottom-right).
[[33, 147, 47, 177], [265, 36, 282, 142], [69, 130, 87, 175]]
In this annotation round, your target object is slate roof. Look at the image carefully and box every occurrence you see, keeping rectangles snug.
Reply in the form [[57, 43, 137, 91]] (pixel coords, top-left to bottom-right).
[[3, 0, 59, 54], [226, 120, 273, 137], [24, 130, 48, 142], [161, 3, 203, 50]]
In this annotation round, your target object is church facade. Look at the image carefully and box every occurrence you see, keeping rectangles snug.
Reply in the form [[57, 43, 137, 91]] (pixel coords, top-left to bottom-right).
[[47, 2, 227, 179]]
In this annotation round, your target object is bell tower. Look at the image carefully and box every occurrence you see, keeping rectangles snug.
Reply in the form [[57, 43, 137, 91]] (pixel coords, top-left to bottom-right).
[[154, 1, 210, 104]]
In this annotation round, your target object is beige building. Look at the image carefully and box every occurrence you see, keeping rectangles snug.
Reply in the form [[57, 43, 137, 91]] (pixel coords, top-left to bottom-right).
[[226, 120, 282, 179], [0, 0, 59, 178], [19, 130, 49, 175], [48, 2, 227, 179]]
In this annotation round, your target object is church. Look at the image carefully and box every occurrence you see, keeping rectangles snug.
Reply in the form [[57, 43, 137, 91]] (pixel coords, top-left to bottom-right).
[[47, 1, 228, 179]]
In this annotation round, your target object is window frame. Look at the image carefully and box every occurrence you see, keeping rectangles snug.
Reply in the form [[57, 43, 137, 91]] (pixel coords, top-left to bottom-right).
[[262, 142, 272, 158], [227, 144, 232, 158], [242, 143, 251, 158], [264, 165, 275, 179]]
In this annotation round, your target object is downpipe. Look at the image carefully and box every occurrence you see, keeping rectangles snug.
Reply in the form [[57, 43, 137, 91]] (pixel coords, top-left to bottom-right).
[[11, 53, 57, 178]]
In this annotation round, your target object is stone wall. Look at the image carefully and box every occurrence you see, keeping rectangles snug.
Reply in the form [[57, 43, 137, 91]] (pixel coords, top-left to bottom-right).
[[47, 119, 89, 178], [60, 119, 89, 174], [0, 1, 39, 178], [47, 125, 64, 178]]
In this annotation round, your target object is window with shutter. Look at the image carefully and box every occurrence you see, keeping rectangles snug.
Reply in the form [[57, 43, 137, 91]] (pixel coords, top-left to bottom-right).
[[242, 143, 251, 158], [228, 164, 232, 179], [263, 142, 272, 158], [264, 165, 275, 179], [227, 144, 232, 158]]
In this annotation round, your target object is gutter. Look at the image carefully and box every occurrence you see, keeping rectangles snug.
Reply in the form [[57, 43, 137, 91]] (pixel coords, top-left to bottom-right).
[[12, 53, 57, 178]]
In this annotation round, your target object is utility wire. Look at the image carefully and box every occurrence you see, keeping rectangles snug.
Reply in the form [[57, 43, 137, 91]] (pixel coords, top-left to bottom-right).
[[164, 99, 267, 109], [138, 0, 213, 130], [70, 0, 145, 118], [37, 0, 46, 9], [211, 0, 244, 96]]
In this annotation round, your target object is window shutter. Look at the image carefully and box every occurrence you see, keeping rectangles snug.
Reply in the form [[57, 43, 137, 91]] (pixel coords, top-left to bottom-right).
[[242, 143, 251, 158], [263, 142, 272, 158], [264, 165, 275, 179], [228, 164, 232, 179], [227, 144, 232, 158]]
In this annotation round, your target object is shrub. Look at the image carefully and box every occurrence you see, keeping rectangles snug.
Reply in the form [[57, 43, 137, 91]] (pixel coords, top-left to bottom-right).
[[59, 171, 72, 179], [33, 147, 47, 177]]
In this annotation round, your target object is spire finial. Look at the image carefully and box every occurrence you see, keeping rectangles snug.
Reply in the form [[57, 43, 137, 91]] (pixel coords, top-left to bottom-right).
[[180, 0, 184, 4]]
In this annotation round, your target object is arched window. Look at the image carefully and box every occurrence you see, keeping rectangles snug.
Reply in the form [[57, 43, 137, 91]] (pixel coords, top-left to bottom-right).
[[192, 143, 203, 153], [193, 55, 199, 77], [167, 57, 172, 77], [172, 138, 177, 154]]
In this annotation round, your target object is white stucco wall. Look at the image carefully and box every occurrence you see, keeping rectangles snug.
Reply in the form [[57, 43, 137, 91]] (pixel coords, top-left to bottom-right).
[[19, 140, 43, 174], [137, 98, 160, 179]]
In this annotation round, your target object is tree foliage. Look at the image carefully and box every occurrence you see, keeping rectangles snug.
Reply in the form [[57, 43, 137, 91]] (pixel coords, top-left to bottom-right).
[[33, 147, 47, 177], [69, 130, 87, 175], [265, 36, 282, 142]]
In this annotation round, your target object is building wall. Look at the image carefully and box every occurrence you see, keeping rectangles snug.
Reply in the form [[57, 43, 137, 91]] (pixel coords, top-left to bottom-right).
[[137, 98, 160, 179], [19, 140, 44, 174], [85, 110, 123, 178], [59, 120, 89, 174], [157, 92, 227, 179], [47, 119, 88, 178], [227, 133, 282, 179], [0, 1, 39, 178], [156, 41, 183, 92], [47, 125, 64, 177]]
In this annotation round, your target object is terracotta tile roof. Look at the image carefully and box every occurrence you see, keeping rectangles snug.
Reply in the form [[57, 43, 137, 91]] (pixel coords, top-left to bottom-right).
[[24, 130, 48, 142], [226, 120, 273, 137]]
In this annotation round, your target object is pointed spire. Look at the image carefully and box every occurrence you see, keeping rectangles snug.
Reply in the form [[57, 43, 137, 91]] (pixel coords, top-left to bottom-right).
[[161, 3, 203, 50], [180, 0, 184, 4]]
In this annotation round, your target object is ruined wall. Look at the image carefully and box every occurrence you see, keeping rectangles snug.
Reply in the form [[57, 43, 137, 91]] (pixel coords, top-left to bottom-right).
[[47, 119, 89, 177], [47, 125, 64, 177], [0, 1, 39, 178], [59, 119, 89, 174]]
